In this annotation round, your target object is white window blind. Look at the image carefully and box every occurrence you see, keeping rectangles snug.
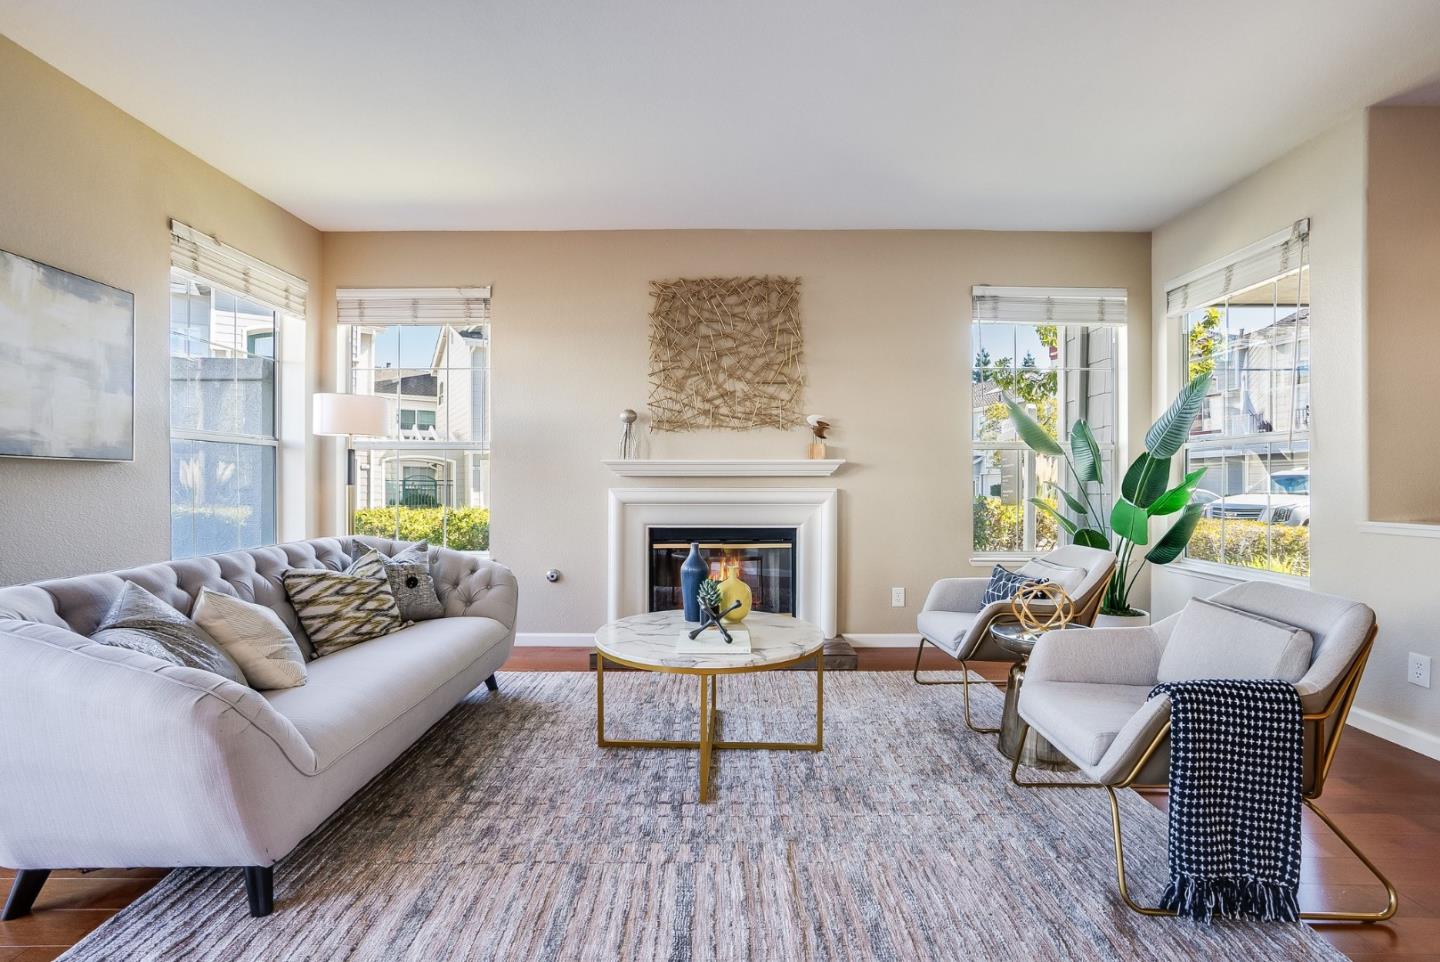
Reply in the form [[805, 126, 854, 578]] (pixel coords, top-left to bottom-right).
[[336, 287, 492, 325], [1165, 218, 1309, 315], [972, 286, 1128, 327], [169, 220, 308, 317]]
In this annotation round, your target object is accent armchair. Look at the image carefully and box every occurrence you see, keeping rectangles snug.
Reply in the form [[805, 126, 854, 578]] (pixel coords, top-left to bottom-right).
[[1011, 580, 1397, 922], [913, 545, 1116, 732]]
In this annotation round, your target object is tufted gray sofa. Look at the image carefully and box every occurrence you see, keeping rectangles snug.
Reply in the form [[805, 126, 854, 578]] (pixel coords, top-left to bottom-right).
[[0, 536, 517, 918]]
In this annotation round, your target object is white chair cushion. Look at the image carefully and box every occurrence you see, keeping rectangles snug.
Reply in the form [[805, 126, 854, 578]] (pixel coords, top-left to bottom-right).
[[1018, 680, 1153, 766], [916, 610, 977, 656], [1019, 558, 1086, 594], [1156, 598, 1313, 684]]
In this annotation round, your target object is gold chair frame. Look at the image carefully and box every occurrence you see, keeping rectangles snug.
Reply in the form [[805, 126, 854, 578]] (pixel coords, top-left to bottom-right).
[[913, 560, 1115, 734], [1009, 624, 1398, 923]]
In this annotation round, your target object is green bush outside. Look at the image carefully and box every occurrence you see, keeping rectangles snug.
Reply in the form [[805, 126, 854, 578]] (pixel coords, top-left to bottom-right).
[[1187, 517, 1309, 577], [353, 506, 490, 552], [973, 497, 1058, 554]]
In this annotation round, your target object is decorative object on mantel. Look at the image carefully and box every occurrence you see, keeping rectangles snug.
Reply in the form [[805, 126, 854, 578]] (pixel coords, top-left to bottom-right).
[[680, 542, 707, 622], [1, 248, 135, 461], [805, 414, 830, 460], [618, 409, 638, 459], [647, 276, 805, 431], [601, 458, 844, 478], [1008, 582, 1075, 634]]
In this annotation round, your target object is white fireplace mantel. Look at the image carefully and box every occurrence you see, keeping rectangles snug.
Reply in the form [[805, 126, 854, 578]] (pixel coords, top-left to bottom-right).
[[602, 458, 845, 478], [607, 487, 839, 638]]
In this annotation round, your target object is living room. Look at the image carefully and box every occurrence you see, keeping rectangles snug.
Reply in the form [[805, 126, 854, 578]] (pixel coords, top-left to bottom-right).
[[2, 3, 1439, 960]]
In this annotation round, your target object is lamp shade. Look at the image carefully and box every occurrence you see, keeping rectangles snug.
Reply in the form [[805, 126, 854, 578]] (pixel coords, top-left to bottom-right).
[[312, 393, 391, 437]]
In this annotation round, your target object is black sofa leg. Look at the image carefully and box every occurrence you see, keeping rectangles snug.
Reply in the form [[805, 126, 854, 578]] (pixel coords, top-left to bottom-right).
[[484, 673, 499, 692], [2, 869, 50, 921], [244, 866, 273, 918]]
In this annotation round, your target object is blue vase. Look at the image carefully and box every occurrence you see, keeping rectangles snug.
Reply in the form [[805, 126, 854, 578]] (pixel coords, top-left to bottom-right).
[[680, 542, 706, 623]]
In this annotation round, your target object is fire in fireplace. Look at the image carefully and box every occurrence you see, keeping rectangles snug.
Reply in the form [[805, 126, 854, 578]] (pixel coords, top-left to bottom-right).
[[648, 526, 797, 616]]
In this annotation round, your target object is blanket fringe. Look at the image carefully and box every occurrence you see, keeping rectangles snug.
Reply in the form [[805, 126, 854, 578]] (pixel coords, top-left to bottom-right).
[[1160, 875, 1301, 923]]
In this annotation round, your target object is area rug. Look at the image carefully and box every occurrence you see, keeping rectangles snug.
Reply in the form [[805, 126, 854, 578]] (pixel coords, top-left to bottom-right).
[[59, 671, 1348, 961]]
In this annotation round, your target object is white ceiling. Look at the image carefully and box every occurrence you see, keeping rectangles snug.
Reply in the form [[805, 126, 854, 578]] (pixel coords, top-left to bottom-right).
[[4, 0, 1440, 231]]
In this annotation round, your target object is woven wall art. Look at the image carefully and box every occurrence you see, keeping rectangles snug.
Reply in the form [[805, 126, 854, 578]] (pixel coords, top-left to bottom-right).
[[647, 276, 805, 431]]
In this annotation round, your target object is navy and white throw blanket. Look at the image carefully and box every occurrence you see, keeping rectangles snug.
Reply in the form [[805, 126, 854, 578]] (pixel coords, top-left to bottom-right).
[[1149, 678, 1304, 923]]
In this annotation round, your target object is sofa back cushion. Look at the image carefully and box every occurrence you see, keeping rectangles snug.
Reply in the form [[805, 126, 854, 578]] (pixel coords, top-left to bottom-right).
[[1157, 597, 1313, 684]]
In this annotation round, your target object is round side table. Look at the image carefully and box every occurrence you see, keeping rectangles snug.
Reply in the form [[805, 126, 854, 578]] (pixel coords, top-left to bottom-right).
[[992, 622, 1077, 772]]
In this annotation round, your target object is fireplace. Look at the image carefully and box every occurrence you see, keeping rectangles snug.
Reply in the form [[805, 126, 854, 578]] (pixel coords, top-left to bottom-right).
[[648, 526, 797, 615]]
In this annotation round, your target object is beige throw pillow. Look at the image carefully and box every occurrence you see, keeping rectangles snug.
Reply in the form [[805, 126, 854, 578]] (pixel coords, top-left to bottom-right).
[[192, 587, 308, 690]]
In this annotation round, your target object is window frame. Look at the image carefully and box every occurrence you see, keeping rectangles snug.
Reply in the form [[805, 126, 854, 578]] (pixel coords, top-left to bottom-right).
[[1175, 258, 1310, 582], [970, 321, 1119, 560], [167, 268, 283, 559], [342, 322, 491, 552]]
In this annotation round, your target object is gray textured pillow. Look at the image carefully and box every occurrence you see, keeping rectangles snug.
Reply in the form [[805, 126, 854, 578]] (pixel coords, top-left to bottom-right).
[[91, 581, 246, 685], [384, 542, 443, 621]]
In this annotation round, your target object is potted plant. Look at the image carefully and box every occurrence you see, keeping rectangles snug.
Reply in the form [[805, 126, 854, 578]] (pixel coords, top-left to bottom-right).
[[1004, 373, 1212, 626]]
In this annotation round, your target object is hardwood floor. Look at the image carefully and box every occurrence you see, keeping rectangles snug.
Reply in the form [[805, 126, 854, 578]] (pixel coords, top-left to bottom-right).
[[2, 646, 1435, 961]]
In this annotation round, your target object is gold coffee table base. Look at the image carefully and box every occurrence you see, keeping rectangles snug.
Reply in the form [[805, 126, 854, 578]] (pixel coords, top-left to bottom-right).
[[595, 649, 824, 803]]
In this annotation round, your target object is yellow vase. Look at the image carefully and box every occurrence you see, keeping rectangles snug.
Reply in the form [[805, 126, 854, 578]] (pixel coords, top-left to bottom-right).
[[718, 568, 752, 623]]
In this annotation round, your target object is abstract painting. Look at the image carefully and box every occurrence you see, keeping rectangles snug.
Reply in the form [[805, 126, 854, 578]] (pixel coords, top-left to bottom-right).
[[0, 249, 134, 460], [647, 276, 805, 431]]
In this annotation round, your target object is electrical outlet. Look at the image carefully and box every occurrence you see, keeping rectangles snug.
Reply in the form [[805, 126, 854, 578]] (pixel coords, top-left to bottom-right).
[[1409, 652, 1432, 689], [890, 587, 906, 608]]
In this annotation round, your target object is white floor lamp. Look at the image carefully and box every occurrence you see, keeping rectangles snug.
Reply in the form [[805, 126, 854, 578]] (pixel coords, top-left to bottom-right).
[[313, 393, 391, 533]]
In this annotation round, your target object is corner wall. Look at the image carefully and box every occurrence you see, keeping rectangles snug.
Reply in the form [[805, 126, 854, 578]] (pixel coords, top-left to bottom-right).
[[1150, 111, 1440, 758], [0, 36, 323, 583]]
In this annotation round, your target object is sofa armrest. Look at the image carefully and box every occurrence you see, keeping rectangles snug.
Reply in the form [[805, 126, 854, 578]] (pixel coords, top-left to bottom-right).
[[430, 550, 519, 629], [922, 577, 989, 614], [1026, 625, 1162, 686], [0, 619, 317, 870]]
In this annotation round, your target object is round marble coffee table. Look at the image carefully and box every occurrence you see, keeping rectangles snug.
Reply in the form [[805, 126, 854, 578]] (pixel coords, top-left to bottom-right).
[[594, 610, 825, 802]]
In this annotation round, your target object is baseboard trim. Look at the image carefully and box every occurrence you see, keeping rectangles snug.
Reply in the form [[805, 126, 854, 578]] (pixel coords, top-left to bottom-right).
[[843, 633, 922, 649], [1348, 707, 1440, 762], [515, 633, 594, 648]]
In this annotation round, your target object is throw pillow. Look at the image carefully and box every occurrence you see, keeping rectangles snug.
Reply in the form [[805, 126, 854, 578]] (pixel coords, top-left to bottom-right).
[[381, 558, 444, 621], [91, 581, 246, 685], [348, 544, 443, 621], [1018, 558, 1087, 595], [191, 587, 308, 690], [1157, 597, 1314, 684], [982, 565, 1049, 606], [282, 562, 404, 658]]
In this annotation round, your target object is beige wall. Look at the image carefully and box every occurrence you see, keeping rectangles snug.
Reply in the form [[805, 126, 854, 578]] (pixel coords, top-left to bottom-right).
[[321, 230, 1152, 637], [0, 36, 323, 584], [1151, 111, 1440, 758], [1367, 106, 1440, 523]]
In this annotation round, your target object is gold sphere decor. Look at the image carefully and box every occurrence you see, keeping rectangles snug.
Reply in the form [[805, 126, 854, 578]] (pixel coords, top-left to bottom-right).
[[1009, 582, 1076, 634]]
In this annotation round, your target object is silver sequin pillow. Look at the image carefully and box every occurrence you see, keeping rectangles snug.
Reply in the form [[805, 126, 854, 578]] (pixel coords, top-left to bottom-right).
[[91, 581, 247, 685]]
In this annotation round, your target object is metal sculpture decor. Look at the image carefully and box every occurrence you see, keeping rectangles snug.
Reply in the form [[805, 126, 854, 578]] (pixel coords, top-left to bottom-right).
[[647, 276, 805, 431], [1009, 582, 1076, 634]]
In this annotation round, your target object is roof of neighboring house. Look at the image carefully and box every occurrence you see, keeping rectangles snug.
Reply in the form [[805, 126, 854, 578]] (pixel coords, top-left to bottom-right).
[[373, 372, 438, 397]]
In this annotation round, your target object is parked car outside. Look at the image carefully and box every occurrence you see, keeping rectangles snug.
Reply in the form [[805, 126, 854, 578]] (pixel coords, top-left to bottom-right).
[[1201, 469, 1310, 526]]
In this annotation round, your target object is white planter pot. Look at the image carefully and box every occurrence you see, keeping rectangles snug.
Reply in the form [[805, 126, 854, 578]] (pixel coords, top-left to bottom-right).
[[1093, 609, 1151, 629]]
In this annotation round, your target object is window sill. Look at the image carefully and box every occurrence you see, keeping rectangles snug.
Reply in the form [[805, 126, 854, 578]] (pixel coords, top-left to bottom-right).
[[1161, 558, 1309, 588], [1358, 520, 1440, 539], [969, 553, 1042, 567]]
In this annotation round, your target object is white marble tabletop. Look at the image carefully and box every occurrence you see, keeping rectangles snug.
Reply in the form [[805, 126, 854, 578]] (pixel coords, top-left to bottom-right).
[[595, 610, 824, 671]]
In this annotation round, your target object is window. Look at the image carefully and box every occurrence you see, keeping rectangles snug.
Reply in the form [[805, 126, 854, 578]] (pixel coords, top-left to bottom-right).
[[971, 287, 1123, 555], [339, 287, 492, 551], [168, 274, 280, 557], [1169, 220, 1310, 577]]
